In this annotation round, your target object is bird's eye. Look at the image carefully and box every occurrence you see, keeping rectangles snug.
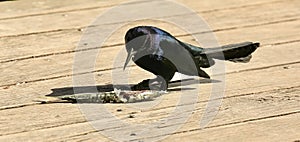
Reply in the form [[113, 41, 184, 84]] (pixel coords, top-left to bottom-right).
[[130, 35, 148, 47]]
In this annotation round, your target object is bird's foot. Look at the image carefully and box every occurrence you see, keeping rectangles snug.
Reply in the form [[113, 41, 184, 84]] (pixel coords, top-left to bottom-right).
[[131, 77, 167, 91], [131, 79, 151, 91]]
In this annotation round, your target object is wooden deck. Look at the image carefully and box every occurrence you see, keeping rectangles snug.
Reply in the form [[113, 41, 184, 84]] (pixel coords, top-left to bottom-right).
[[0, 0, 299, 141]]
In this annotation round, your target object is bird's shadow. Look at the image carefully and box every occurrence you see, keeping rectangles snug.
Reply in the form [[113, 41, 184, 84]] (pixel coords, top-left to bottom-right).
[[46, 78, 220, 97], [0, 0, 15, 2]]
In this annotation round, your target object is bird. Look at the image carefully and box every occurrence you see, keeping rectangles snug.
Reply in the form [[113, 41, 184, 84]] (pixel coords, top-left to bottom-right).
[[123, 26, 260, 90]]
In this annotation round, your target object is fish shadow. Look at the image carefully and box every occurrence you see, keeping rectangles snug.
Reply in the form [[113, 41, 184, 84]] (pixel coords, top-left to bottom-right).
[[46, 78, 220, 97]]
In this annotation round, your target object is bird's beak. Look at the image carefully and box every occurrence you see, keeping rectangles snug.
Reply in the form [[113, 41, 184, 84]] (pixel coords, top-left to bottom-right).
[[123, 48, 137, 70]]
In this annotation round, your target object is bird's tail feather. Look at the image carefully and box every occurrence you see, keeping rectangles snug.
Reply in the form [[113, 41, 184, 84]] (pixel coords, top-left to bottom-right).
[[203, 42, 260, 63]]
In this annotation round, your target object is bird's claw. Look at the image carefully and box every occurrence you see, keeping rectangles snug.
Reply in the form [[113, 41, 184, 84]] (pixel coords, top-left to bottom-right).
[[131, 79, 151, 91], [131, 78, 168, 91]]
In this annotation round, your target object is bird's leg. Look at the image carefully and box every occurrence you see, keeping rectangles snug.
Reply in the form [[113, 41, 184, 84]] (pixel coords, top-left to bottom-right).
[[131, 76, 168, 91], [149, 76, 167, 91], [197, 68, 211, 79]]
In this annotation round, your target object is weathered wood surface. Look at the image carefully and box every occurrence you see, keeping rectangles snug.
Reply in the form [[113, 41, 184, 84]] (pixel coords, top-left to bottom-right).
[[0, 0, 299, 141]]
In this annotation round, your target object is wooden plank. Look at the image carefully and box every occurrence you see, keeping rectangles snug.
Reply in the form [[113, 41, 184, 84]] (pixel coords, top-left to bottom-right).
[[0, 0, 284, 20], [0, 1, 299, 141], [164, 114, 300, 142], [0, 77, 298, 141], [0, 0, 280, 21], [0, 19, 299, 87], [0, 0, 297, 37], [0, 60, 299, 123], [1, 0, 299, 62], [0, 0, 299, 63], [104, 86, 300, 142], [0, 0, 126, 19]]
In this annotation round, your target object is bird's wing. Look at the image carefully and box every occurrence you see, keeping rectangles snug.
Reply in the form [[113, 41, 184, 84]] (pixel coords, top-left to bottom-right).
[[177, 41, 205, 57], [159, 38, 207, 76]]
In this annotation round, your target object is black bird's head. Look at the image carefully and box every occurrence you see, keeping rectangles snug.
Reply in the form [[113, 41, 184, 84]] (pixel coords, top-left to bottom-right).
[[123, 26, 155, 70]]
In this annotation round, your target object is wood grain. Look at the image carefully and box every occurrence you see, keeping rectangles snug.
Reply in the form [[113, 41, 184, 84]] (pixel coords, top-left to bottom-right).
[[0, 0, 299, 141]]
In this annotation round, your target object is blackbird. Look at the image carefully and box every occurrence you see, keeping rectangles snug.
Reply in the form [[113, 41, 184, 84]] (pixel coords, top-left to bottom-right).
[[123, 26, 259, 90]]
